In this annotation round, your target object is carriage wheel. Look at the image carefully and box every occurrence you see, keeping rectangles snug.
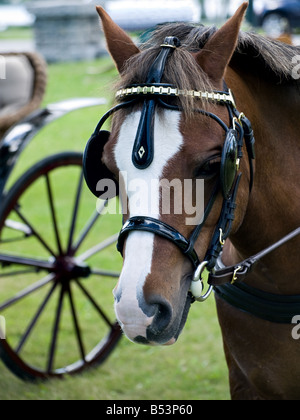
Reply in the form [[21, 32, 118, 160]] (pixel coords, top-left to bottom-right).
[[0, 152, 122, 381]]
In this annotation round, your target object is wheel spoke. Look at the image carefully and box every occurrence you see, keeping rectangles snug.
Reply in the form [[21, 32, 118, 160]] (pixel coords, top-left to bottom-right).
[[0, 153, 123, 379], [0, 274, 55, 311], [0, 253, 54, 271], [47, 284, 65, 373], [71, 210, 101, 255], [0, 268, 38, 278], [45, 174, 63, 255], [13, 206, 56, 257], [75, 280, 114, 329], [4, 219, 32, 236], [67, 171, 84, 254], [15, 282, 58, 354], [90, 269, 120, 278], [68, 284, 86, 362], [77, 233, 119, 262]]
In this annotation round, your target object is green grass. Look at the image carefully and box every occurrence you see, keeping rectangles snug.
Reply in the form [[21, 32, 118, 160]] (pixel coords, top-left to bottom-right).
[[0, 300, 230, 400], [0, 57, 230, 400], [0, 27, 33, 40]]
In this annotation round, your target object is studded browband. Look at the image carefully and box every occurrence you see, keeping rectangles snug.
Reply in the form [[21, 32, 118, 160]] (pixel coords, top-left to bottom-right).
[[116, 38, 236, 108], [116, 84, 237, 108]]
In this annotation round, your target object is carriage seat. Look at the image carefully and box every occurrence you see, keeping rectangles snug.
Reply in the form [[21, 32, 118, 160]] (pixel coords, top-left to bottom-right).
[[0, 52, 47, 139]]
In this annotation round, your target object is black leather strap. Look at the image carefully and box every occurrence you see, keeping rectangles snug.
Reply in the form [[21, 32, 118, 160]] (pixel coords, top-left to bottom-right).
[[184, 180, 220, 260], [214, 282, 300, 324], [209, 227, 300, 286], [132, 99, 156, 169], [233, 111, 256, 193], [147, 37, 181, 84], [117, 216, 200, 268], [132, 37, 180, 169], [204, 174, 241, 270]]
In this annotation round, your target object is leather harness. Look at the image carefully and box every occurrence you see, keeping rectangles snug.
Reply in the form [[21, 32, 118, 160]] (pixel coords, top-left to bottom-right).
[[84, 36, 300, 323]]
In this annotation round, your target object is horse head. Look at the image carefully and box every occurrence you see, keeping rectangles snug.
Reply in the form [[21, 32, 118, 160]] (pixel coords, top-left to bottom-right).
[[93, 3, 253, 345]]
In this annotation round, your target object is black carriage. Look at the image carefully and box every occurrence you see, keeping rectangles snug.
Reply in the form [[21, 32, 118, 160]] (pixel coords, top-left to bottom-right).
[[0, 52, 122, 381]]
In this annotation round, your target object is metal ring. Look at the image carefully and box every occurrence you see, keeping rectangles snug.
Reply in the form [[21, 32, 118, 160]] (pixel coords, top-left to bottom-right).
[[190, 261, 213, 303], [193, 260, 208, 282]]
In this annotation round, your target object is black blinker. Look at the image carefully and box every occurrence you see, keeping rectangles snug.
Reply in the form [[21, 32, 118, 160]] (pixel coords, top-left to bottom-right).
[[83, 130, 119, 199]]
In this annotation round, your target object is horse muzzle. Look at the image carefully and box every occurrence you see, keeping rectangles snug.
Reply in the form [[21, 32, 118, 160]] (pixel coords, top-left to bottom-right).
[[114, 282, 193, 346]]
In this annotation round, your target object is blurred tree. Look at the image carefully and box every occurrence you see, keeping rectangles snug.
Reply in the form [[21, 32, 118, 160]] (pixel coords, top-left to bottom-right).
[[246, 0, 254, 24], [221, 0, 230, 18], [199, 0, 207, 20], [0, 0, 26, 3]]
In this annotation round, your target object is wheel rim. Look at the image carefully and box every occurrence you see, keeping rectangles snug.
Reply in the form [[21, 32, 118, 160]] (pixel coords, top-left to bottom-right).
[[0, 153, 122, 380]]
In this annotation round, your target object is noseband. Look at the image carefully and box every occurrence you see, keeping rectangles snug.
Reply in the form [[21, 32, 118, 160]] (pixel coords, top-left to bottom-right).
[[114, 37, 256, 301]]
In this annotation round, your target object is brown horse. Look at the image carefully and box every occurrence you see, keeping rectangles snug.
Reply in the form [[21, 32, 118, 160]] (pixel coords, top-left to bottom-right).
[[93, 3, 300, 399]]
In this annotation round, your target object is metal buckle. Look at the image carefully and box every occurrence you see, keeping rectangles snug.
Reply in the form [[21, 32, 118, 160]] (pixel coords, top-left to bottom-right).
[[190, 261, 213, 302], [231, 266, 242, 284], [219, 228, 225, 246], [160, 43, 177, 49]]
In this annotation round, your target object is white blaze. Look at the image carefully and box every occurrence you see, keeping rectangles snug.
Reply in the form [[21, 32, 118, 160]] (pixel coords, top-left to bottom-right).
[[114, 109, 183, 340]]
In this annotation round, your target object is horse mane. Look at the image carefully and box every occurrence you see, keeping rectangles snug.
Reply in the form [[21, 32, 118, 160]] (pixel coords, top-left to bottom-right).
[[117, 22, 300, 115], [235, 30, 300, 83]]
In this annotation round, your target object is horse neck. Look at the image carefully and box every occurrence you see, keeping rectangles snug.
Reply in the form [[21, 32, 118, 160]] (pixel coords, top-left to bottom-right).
[[225, 67, 300, 293]]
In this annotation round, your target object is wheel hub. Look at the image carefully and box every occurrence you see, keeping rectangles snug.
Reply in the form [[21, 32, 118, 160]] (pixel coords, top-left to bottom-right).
[[53, 256, 91, 281]]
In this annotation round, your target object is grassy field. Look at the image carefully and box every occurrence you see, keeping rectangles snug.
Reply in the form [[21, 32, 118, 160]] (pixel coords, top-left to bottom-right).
[[0, 27, 33, 41], [0, 56, 230, 400]]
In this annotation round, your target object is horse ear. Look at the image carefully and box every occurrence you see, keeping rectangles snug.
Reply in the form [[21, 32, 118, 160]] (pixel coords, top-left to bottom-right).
[[194, 2, 248, 86], [96, 6, 140, 73]]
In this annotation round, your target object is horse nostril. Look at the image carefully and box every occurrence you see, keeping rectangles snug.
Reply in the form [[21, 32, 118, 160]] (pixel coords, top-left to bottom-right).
[[147, 297, 173, 338]]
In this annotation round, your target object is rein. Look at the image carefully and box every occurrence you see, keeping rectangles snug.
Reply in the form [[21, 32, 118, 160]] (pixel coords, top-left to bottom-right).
[[209, 227, 300, 287]]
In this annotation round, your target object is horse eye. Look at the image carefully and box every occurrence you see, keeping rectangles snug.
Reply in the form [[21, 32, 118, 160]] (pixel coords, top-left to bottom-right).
[[195, 156, 221, 179]]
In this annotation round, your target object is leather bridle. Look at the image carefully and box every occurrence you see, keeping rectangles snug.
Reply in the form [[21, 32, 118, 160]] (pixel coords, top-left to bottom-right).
[[115, 36, 256, 301], [85, 36, 300, 319]]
